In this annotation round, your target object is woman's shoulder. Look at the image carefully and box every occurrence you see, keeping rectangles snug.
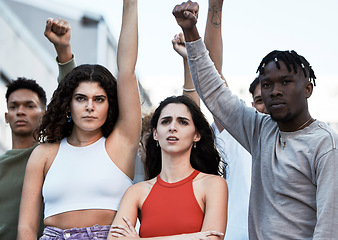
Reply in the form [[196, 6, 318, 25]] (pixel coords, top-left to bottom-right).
[[195, 172, 227, 188], [34, 142, 60, 154], [128, 178, 156, 193], [24, 142, 61, 176], [122, 178, 156, 204], [195, 173, 228, 203], [30, 142, 61, 166]]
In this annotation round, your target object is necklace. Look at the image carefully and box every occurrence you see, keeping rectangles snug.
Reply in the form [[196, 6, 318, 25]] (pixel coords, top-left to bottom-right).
[[281, 117, 314, 150]]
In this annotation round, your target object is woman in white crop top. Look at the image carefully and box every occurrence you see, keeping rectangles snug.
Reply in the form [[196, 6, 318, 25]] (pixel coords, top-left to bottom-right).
[[17, 1, 140, 239]]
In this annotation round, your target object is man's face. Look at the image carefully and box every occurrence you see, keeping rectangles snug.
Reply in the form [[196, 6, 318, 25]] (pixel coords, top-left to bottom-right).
[[251, 84, 268, 114], [5, 89, 45, 137], [259, 61, 312, 123]]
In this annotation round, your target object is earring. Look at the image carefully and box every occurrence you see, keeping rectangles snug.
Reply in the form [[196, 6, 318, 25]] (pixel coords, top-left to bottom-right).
[[66, 112, 72, 123], [156, 141, 159, 147], [193, 142, 196, 148]]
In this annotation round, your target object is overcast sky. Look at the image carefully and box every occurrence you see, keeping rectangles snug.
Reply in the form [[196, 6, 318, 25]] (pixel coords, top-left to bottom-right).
[[51, 0, 338, 122]]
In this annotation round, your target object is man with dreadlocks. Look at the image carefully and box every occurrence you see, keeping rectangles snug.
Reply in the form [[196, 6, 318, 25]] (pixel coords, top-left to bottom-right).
[[173, 1, 338, 239]]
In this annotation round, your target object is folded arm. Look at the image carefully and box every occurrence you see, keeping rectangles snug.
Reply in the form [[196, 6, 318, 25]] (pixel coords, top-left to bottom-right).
[[108, 176, 228, 240]]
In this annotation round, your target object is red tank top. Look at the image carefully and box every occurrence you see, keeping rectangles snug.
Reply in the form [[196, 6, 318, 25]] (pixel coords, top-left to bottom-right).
[[139, 170, 204, 237]]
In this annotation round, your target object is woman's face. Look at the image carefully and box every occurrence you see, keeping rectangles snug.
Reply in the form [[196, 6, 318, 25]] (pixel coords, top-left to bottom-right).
[[153, 103, 200, 155], [70, 81, 109, 134]]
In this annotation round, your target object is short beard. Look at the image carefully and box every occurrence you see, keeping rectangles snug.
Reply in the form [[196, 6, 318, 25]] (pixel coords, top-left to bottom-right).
[[269, 111, 293, 123]]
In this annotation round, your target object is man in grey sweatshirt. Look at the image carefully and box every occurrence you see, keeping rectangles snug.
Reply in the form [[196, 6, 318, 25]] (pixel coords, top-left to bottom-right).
[[173, 1, 338, 239]]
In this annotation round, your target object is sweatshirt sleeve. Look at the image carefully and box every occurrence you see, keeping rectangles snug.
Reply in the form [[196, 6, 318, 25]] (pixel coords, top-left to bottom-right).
[[186, 38, 267, 153], [314, 146, 338, 239], [57, 56, 76, 83]]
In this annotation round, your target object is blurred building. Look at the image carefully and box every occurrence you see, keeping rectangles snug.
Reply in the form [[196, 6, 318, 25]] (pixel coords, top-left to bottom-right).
[[0, 0, 150, 180]]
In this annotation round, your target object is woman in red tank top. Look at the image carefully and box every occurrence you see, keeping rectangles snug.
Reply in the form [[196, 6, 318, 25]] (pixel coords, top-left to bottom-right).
[[108, 95, 228, 240]]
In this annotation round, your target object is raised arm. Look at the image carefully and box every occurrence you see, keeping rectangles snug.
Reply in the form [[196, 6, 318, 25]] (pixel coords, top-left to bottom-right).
[[172, 33, 200, 106], [205, 0, 227, 132], [107, 0, 141, 179], [204, 0, 225, 82], [173, 1, 200, 43], [44, 18, 75, 82], [44, 18, 72, 63], [173, 0, 226, 131]]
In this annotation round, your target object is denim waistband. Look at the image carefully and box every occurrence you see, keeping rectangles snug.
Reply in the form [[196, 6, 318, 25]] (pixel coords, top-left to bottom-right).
[[40, 224, 110, 240]]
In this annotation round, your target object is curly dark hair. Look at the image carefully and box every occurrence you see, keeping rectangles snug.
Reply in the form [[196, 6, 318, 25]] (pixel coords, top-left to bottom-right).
[[38, 64, 118, 143], [144, 95, 225, 180], [6, 77, 47, 108]]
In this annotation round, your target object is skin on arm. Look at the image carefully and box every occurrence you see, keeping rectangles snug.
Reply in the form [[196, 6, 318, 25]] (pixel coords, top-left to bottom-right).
[[44, 18, 75, 83], [172, 1, 200, 107], [107, 183, 145, 240], [106, 0, 141, 180], [173, 1, 200, 43], [173, 0, 226, 132], [108, 176, 227, 240], [44, 18, 72, 63], [17, 145, 49, 240], [198, 175, 228, 240], [172, 33, 200, 106], [204, 0, 225, 82], [204, 0, 227, 132]]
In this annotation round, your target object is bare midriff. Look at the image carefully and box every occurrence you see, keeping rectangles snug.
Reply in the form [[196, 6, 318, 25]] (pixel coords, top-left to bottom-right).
[[43, 209, 117, 229]]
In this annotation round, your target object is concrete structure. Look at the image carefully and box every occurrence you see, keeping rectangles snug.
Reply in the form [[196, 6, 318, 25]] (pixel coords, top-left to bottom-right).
[[0, 0, 152, 170], [0, 0, 59, 151]]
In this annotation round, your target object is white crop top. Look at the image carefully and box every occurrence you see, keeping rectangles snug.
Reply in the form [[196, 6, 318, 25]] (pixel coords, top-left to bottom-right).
[[42, 137, 133, 219]]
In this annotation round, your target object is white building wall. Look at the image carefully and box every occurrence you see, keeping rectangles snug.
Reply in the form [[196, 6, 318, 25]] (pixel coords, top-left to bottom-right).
[[0, 3, 58, 153]]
